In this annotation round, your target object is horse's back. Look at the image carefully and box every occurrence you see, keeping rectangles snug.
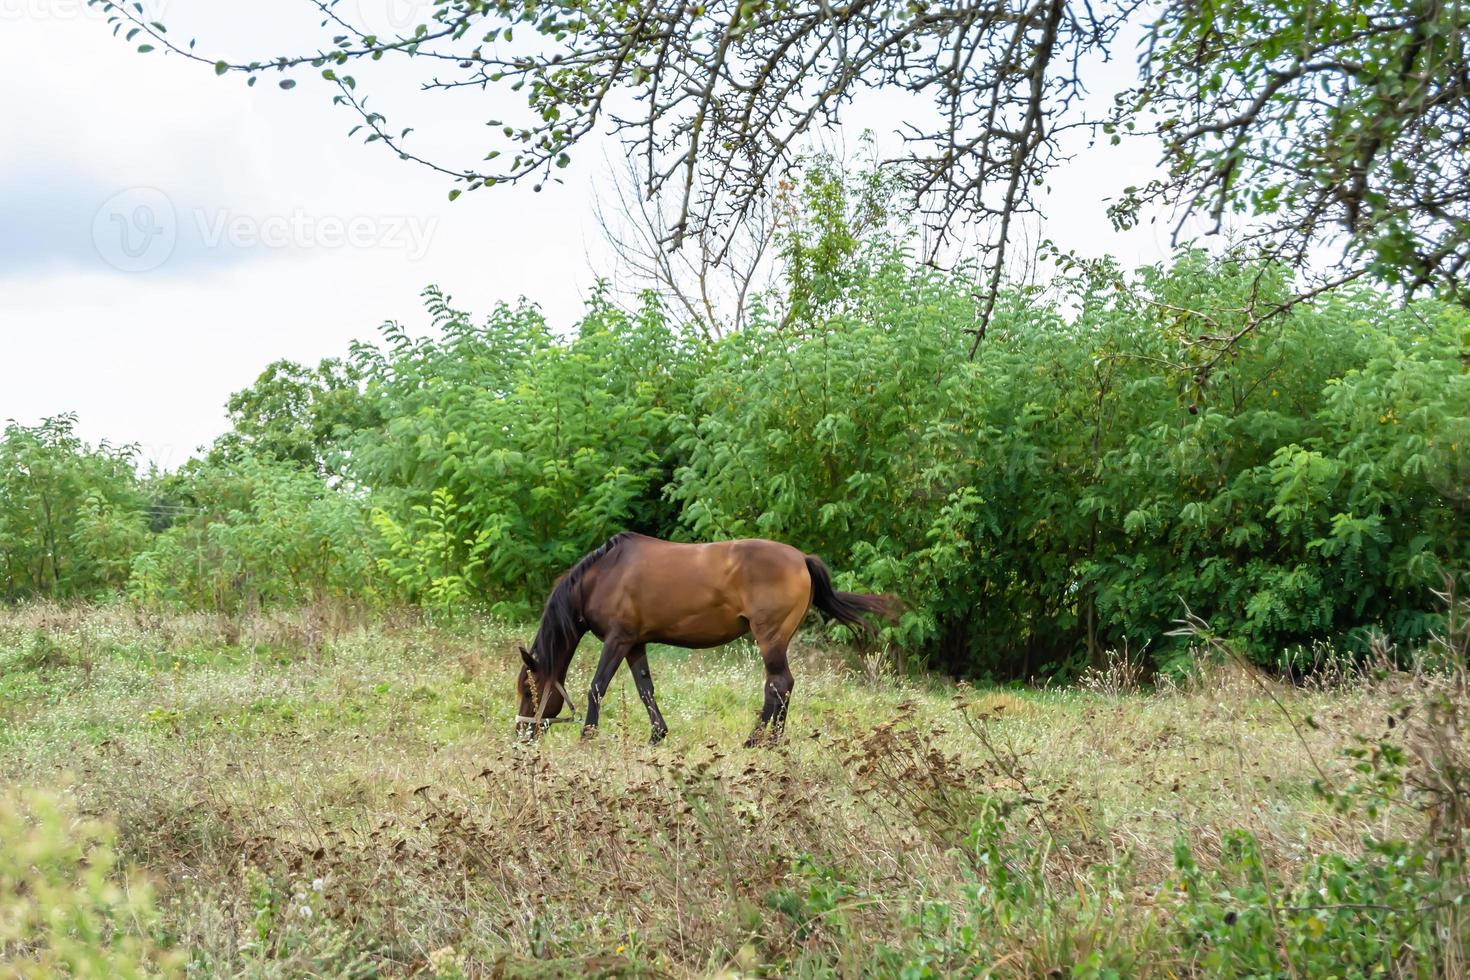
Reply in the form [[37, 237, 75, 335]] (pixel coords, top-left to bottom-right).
[[639, 535, 809, 590], [595, 535, 812, 647], [621, 534, 805, 576], [723, 536, 808, 572]]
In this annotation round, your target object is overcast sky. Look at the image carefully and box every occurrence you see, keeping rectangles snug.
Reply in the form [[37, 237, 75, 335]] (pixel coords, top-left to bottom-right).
[[1, 1, 1180, 468]]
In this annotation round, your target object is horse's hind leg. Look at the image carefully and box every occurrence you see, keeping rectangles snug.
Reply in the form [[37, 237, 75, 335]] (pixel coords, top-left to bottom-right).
[[738, 557, 812, 747], [745, 646, 794, 748], [745, 610, 804, 748], [626, 645, 669, 745]]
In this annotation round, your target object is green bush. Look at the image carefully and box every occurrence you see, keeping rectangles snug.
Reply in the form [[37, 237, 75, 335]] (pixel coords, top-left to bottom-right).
[[669, 247, 1468, 676], [0, 415, 148, 602], [128, 456, 381, 614], [348, 285, 700, 617], [0, 786, 179, 977]]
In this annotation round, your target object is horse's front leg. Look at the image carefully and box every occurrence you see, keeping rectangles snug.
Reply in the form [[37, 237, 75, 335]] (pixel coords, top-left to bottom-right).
[[582, 636, 630, 738], [626, 645, 669, 744]]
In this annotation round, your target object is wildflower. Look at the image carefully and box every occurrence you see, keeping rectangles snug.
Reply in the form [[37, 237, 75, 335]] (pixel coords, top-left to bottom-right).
[[298, 904, 313, 919], [312, 877, 325, 892]]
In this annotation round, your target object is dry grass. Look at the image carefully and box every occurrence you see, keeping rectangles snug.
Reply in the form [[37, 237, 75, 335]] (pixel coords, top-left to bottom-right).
[[0, 603, 1452, 976]]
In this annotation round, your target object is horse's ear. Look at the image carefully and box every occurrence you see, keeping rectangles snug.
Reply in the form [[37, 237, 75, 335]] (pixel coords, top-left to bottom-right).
[[519, 645, 535, 671]]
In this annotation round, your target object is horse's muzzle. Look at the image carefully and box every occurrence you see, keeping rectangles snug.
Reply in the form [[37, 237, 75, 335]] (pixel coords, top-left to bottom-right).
[[514, 714, 576, 741]]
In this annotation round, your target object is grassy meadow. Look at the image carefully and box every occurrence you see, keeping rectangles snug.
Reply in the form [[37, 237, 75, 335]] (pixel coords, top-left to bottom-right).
[[4, 604, 1465, 977]]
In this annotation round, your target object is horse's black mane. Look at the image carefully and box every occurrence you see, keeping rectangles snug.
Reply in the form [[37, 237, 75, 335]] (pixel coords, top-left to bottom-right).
[[529, 532, 628, 673]]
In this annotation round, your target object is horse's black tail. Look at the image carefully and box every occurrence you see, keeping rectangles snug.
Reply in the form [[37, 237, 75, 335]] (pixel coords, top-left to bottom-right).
[[804, 555, 897, 639]]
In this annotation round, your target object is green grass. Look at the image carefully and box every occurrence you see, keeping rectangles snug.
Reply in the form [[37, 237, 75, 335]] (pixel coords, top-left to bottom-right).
[[1, 604, 1463, 977]]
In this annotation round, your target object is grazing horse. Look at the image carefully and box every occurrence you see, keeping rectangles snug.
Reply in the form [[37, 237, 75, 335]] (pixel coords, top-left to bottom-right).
[[514, 533, 893, 746]]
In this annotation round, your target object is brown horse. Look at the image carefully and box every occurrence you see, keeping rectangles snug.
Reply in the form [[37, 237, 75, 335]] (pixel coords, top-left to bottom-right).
[[514, 533, 893, 746]]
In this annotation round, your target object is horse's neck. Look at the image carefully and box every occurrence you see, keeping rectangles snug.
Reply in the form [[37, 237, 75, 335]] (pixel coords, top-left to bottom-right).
[[541, 552, 608, 673], [573, 561, 603, 627], [557, 586, 591, 672]]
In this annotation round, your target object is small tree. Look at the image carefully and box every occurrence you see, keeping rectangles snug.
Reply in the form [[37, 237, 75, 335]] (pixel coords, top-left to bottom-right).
[[0, 415, 147, 601]]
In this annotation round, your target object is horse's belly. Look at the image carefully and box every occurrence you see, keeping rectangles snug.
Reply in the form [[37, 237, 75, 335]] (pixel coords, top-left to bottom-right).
[[643, 606, 748, 649]]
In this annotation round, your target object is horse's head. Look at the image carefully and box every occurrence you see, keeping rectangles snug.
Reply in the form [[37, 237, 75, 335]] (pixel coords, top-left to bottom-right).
[[514, 644, 569, 739]]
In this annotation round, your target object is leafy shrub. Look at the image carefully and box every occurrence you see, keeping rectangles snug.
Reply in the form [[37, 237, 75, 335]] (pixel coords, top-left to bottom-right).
[[0, 415, 147, 602], [0, 786, 179, 977], [1169, 829, 1463, 977], [371, 486, 488, 613], [209, 356, 380, 478], [128, 456, 381, 614], [671, 245, 1469, 676], [347, 285, 700, 616]]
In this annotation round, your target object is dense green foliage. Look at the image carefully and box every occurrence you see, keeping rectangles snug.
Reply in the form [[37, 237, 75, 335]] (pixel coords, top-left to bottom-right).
[[667, 252, 1469, 676], [210, 357, 381, 477], [347, 286, 700, 614], [2, 173, 1466, 678], [0, 415, 147, 601], [128, 457, 381, 614]]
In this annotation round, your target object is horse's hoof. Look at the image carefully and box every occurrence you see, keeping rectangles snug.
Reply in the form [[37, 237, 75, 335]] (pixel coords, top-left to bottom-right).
[[581, 725, 598, 740], [648, 728, 668, 746]]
